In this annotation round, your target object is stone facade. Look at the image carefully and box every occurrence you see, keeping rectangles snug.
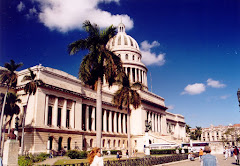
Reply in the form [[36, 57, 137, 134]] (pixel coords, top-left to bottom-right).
[[0, 23, 186, 154]]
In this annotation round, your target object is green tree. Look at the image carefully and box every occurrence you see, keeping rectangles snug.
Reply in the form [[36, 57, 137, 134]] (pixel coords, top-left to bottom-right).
[[0, 60, 23, 154], [68, 20, 122, 148], [195, 126, 202, 140], [21, 68, 44, 155], [185, 124, 191, 134], [113, 74, 142, 157], [0, 92, 21, 155]]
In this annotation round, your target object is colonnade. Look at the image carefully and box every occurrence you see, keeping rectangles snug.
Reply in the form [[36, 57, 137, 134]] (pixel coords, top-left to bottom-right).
[[147, 111, 162, 133], [44, 96, 127, 134], [124, 67, 147, 86], [83, 105, 127, 134]]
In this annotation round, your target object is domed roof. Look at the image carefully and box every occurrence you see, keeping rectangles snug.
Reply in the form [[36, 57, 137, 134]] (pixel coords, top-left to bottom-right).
[[107, 23, 140, 53]]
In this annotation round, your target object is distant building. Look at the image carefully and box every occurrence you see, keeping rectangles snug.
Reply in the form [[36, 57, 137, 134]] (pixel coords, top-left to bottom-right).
[[200, 124, 240, 146], [0, 23, 186, 154]]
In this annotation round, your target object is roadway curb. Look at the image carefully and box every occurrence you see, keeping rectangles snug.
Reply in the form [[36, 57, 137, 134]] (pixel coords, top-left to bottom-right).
[[154, 158, 199, 166]]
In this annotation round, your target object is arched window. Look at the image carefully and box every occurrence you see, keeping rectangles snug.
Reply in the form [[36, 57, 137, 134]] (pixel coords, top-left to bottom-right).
[[133, 55, 135, 60], [113, 140, 116, 147], [90, 139, 93, 147], [83, 138, 87, 150], [125, 54, 128, 60], [118, 140, 120, 147], [58, 137, 63, 151], [107, 140, 111, 148], [67, 137, 71, 150], [103, 139, 105, 147]]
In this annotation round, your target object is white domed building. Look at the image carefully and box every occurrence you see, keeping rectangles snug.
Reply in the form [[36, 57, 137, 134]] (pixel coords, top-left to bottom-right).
[[0, 23, 186, 154]]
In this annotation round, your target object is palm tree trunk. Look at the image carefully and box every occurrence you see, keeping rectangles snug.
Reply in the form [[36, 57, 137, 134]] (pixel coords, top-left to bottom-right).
[[0, 86, 9, 155], [127, 107, 131, 157], [7, 116, 13, 134], [21, 94, 30, 155], [96, 77, 102, 148], [1, 116, 7, 156]]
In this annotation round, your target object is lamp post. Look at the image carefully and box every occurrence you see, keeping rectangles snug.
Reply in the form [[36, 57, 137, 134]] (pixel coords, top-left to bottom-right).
[[237, 89, 240, 109], [14, 116, 19, 141], [145, 120, 151, 157]]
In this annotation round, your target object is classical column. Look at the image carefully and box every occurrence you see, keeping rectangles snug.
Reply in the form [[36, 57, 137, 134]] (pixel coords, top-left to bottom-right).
[[161, 114, 167, 135], [114, 112, 117, 133], [109, 111, 112, 133], [86, 105, 89, 131], [61, 99, 67, 128], [151, 113, 155, 132], [158, 114, 161, 133], [145, 72, 148, 87], [148, 112, 151, 122], [130, 67, 133, 82], [70, 101, 75, 128], [103, 110, 107, 132], [118, 113, 122, 133], [52, 97, 58, 127], [44, 95, 49, 126], [135, 68, 137, 82], [75, 100, 82, 130], [125, 67, 127, 76], [123, 114, 126, 133], [138, 69, 141, 82], [91, 107, 96, 131], [155, 113, 157, 132]]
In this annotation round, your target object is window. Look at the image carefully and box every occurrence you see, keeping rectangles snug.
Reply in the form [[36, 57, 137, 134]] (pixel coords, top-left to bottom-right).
[[125, 54, 128, 60], [133, 55, 135, 60], [58, 137, 63, 151], [113, 140, 116, 147], [103, 139, 105, 147], [67, 137, 71, 150], [47, 106, 52, 126], [118, 36, 121, 45], [90, 139, 93, 147], [135, 140, 137, 146], [82, 104, 86, 131], [66, 109, 70, 128], [118, 140, 120, 147], [57, 108, 62, 127]]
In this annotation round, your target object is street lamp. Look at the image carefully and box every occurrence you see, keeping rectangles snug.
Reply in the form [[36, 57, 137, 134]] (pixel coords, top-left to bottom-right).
[[237, 89, 240, 109], [145, 120, 151, 157]]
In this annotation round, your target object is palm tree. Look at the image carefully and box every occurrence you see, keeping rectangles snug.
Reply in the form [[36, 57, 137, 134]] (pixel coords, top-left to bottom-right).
[[68, 20, 123, 148], [0, 60, 23, 153], [0, 92, 21, 155], [21, 68, 43, 155], [195, 126, 202, 140], [113, 74, 142, 157]]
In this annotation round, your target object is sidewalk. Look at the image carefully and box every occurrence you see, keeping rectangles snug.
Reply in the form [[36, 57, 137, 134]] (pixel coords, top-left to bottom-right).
[[154, 154, 236, 166], [35, 156, 69, 166]]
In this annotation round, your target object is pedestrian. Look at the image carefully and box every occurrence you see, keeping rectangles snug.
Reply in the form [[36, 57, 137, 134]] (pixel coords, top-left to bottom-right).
[[233, 146, 239, 165], [181, 148, 185, 154], [231, 146, 234, 157], [116, 151, 121, 160], [224, 147, 229, 160], [126, 150, 129, 158], [87, 147, 103, 166], [49, 150, 53, 158], [188, 151, 195, 161], [201, 146, 218, 166], [199, 148, 203, 162]]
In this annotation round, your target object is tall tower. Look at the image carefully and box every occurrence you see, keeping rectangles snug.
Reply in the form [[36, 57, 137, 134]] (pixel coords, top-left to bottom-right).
[[105, 23, 148, 91]]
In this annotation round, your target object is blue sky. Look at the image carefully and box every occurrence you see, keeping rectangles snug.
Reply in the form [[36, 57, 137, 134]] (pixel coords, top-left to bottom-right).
[[1, 0, 240, 128]]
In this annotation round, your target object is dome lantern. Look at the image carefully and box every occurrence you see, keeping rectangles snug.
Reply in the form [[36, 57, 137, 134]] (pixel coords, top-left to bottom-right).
[[118, 23, 126, 34]]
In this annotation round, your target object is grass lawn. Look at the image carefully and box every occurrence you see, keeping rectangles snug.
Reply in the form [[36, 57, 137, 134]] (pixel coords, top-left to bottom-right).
[[54, 157, 124, 165], [54, 154, 173, 165]]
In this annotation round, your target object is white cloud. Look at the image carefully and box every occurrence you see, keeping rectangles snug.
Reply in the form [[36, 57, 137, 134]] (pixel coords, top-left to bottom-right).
[[140, 40, 166, 66], [181, 83, 206, 95], [17, 1, 25, 12], [29, 0, 133, 32], [220, 95, 230, 100], [167, 105, 174, 110], [207, 78, 226, 88], [26, 7, 38, 19]]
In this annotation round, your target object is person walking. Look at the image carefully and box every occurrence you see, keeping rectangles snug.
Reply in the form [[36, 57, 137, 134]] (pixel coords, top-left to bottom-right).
[[126, 150, 129, 158], [201, 146, 218, 166], [87, 147, 103, 166], [224, 147, 229, 160], [116, 151, 121, 160], [199, 148, 204, 162], [234, 146, 240, 165]]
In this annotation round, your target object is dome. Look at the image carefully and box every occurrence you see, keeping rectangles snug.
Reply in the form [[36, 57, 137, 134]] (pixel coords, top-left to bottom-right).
[[107, 23, 140, 54]]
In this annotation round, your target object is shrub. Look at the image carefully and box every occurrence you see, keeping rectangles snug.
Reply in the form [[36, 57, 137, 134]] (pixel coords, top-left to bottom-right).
[[102, 150, 121, 155], [18, 153, 49, 166], [150, 149, 176, 155], [18, 156, 33, 166], [66, 150, 87, 159]]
